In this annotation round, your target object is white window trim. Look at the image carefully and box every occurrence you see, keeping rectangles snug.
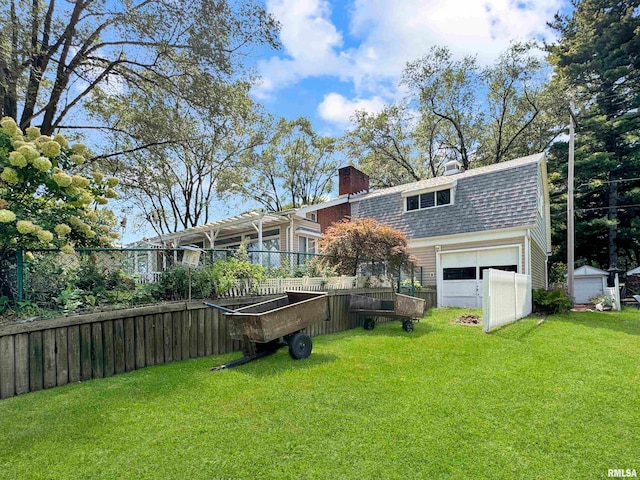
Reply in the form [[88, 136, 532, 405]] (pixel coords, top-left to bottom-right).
[[404, 187, 455, 213], [298, 235, 316, 254]]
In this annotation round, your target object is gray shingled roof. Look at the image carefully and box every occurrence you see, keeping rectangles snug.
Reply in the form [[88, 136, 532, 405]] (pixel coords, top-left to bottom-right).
[[354, 153, 543, 240]]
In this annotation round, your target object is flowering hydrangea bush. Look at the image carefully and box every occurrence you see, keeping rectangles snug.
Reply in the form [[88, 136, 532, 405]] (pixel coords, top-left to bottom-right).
[[0, 117, 120, 254]]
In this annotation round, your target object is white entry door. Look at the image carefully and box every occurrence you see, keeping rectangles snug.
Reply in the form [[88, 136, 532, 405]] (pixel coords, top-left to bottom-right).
[[439, 246, 520, 307]]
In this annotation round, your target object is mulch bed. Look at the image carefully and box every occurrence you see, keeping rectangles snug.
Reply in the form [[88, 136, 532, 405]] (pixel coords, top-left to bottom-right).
[[452, 314, 482, 326]]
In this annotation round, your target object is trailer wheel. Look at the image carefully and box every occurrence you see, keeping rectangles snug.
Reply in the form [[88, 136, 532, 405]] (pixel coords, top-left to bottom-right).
[[402, 320, 414, 332], [288, 332, 312, 360], [363, 317, 375, 330]]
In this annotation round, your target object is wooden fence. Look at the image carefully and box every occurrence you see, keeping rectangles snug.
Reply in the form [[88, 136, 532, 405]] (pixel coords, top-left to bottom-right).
[[0, 289, 436, 400]]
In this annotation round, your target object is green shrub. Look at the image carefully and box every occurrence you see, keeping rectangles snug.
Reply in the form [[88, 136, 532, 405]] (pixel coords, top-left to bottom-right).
[[73, 260, 107, 292], [532, 287, 573, 314], [156, 257, 266, 300], [158, 265, 190, 300]]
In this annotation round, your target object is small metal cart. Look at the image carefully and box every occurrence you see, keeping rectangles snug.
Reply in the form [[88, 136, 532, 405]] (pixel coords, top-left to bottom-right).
[[206, 291, 330, 370], [348, 293, 426, 332]]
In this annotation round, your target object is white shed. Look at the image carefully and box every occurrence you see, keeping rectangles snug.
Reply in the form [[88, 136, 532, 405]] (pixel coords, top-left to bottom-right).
[[573, 266, 608, 304]]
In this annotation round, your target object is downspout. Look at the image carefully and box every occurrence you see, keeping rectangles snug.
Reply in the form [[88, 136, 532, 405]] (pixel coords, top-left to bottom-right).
[[288, 215, 294, 275], [524, 230, 531, 276]]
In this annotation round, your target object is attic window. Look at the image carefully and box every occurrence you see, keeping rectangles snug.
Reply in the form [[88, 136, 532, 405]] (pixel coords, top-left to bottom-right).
[[406, 188, 451, 212]]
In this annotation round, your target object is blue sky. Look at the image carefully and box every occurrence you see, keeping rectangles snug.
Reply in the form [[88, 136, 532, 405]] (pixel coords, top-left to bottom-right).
[[251, 0, 569, 135], [123, 0, 572, 243]]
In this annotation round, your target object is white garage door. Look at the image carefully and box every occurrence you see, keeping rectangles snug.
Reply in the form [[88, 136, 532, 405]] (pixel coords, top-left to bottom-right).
[[440, 246, 520, 308], [574, 277, 605, 304]]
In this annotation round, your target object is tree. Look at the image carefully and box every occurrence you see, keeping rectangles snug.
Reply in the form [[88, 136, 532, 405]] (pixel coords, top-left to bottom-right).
[[547, 0, 640, 270], [402, 46, 483, 170], [318, 218, 416, 276], [0, 116, 119, 257], [479, 43, 564, 165], [0, 0, 279, 156], [223, 117, 338, 212], [94, 79, 262, 236], [343, 104, 436, 188]]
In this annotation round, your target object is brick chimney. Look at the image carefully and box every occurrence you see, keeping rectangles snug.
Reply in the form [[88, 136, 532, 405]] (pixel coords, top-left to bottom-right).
[[338, 166, 369, 196]]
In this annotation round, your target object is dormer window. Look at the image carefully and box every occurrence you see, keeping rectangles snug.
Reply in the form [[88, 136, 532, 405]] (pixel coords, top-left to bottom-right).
[[406, 188, 452, 212]]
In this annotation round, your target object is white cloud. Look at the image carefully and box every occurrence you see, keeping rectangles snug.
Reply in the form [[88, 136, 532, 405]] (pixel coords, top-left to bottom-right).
[[317, 93, 386, 127], [257, 0, 564, 126], [254, 0, 348, 98]]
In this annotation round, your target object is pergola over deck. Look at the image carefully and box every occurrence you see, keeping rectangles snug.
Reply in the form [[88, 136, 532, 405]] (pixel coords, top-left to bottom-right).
[[140, 210, 299, 252]]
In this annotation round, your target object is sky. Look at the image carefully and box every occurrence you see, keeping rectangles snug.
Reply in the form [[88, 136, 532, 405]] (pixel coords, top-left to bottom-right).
[[123, 0, 571, 243], [251, 0, 568, 135]]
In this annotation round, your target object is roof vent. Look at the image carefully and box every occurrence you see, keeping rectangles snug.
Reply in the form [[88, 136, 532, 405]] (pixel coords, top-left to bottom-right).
[[443, 160, 461, 176]]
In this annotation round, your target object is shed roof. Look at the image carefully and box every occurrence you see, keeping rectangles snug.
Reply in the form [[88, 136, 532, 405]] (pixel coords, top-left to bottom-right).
[[574, 265, 608, 277], [627, 266, 640, 276]]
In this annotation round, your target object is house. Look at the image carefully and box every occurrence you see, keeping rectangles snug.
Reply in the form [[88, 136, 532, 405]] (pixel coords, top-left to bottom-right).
[[134, 210, 322, 276], [297, 153, 551, 308]]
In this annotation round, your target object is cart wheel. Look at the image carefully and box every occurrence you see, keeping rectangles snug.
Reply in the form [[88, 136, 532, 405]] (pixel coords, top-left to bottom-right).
[[288, 332, 312, 360], [402, 320, 414, 333], [363, 317, 375, 330]]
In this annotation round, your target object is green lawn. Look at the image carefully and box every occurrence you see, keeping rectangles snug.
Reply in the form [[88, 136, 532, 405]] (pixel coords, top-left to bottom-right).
[[1, 308, 639, 479]]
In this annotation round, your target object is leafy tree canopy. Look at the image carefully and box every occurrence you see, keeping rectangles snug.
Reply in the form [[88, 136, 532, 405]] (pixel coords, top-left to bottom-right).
[[318, 218, 416, 277]]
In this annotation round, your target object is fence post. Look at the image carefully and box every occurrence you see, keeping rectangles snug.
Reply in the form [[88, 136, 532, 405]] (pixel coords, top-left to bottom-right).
[[410, 264, 415, 297], [16, 248, 24, 301]]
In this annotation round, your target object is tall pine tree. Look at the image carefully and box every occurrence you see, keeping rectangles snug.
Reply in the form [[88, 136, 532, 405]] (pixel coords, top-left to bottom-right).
[[547, 0, 640, 271]]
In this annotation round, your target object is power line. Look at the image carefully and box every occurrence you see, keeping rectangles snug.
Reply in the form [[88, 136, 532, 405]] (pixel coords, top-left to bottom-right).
[[578, 203, 640, 213], [551, 203, 640, 217]]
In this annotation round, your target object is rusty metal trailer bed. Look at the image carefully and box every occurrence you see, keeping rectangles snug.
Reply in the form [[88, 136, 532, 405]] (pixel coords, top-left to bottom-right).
[[348, 293, 426, 332], [205, 291, 330, 370]]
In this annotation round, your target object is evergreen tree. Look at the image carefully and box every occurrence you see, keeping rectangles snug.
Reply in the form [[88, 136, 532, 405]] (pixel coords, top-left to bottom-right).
[[547, 0, 640, 271]]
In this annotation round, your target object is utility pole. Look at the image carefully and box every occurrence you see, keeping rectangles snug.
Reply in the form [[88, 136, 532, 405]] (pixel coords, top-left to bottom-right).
[[567, 99, 575, 299]]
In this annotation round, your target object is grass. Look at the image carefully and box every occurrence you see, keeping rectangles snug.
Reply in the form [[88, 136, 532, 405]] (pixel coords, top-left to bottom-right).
[[1, 308, 639, 479]]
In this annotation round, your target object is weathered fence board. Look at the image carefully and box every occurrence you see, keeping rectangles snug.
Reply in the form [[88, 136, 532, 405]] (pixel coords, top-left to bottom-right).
[[114, 319, 125, 374], [124, 318, 135, 372], [154, 314, 164, 365], [180, 311, 188, 361], [67, 326, 81, 384], [14, 333, 29, 395], [103, 320, 115, 378], [43, 329, 56, 389], [134, 316, 145, 369], [91, 322, 103, 379], [80, 324, 91, 381], [172, 312, 182, 361], [144, 316, 154, 367], [197, 309, 205, 358], [0, 335, 15, 399], [29, 331, 43, 391], [0, 288, 433, 399], [55, 328, 68, 386], [163, 313, 173, 364]]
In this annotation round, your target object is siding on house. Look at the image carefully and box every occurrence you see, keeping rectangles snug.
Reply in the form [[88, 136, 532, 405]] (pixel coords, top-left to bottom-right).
[[354, 160, 539, 241], [530, 163, 551, 255], [409, 246, 437, 286], [530, 240, 547, 289]]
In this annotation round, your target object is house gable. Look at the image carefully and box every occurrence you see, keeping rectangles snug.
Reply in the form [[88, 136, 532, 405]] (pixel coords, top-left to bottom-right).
[[354, 159, 540, 240]]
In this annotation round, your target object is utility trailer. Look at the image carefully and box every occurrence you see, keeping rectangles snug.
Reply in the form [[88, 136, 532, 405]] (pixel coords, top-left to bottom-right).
[[348, 293, 426, 332], [206, 291, 330, 370]]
